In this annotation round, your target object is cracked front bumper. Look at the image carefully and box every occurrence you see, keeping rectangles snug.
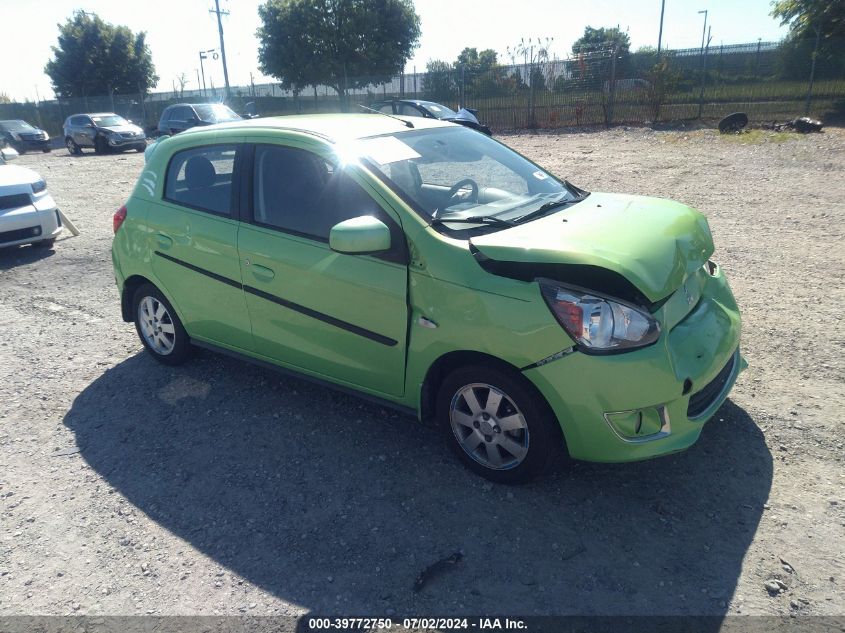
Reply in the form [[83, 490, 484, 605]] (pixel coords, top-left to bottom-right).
[[523, 265, 744, 462]]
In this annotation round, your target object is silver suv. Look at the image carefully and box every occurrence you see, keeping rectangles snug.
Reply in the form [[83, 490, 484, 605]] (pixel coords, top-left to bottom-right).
[[63, 113, 147, 155]]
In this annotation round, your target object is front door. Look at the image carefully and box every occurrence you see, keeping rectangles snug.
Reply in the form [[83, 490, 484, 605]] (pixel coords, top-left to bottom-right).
[[237, 141, 409, 397], [148, 142, 252, 350]]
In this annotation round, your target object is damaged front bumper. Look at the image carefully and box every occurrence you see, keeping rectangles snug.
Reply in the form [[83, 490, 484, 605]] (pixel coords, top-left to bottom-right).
[[523, 263, 745, 462]]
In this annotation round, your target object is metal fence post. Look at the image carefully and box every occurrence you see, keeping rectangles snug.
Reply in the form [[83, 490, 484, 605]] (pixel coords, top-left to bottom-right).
[[805, 23, 821, 115], [607, 44, 618, 126], [460, 65, 465, 109], [697, 26, 712, 119]]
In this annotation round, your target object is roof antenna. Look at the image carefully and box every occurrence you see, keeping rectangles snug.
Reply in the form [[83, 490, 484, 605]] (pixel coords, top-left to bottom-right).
[[358, 104, 414, 128]]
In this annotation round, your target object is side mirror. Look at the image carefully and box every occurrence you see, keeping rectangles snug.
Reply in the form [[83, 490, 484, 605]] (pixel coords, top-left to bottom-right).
[[329, 216, 391, 254], [0, 146, 20, 163]]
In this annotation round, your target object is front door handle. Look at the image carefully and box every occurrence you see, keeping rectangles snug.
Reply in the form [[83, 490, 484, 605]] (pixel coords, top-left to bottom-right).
[[250, 263, 275, 281], [156, 233, 173, 249]]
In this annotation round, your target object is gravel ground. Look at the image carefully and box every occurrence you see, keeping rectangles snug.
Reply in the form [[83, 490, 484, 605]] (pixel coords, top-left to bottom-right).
[[0, 127, 843, 619]]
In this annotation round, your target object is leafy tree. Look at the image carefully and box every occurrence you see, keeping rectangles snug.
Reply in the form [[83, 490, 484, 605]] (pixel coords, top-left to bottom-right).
[[570, 26, 631, 88], [0, 93, 11, 104], [423, 60, 456, 102], [771, 0, 845, 39], [257, 0, 421, 110], [572, 26, 631, 57], [772, 0, 845, 79], [44, 11, 158, 98]]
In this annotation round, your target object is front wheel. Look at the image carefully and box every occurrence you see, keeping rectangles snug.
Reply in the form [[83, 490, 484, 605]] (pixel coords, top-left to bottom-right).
[[65, 137, 81, 155], [132, 284, 191, 365], [94, 136, 107, 154], [32, 238, 55, 249], [436, 364, 565, 484]]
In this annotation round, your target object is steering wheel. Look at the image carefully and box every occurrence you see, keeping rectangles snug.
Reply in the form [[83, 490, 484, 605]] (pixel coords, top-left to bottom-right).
[[444, 178, 479, 207]]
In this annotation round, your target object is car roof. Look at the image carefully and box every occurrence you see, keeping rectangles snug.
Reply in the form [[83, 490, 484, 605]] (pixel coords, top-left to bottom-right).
[[189, 113, 452, 143]]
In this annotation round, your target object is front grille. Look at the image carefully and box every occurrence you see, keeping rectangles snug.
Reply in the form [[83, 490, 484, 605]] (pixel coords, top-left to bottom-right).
[[20, 132, 45, 141], [687, 352, 737, 418], [0, 193, 33, 211], [120, 132, 142, 139], [0, 225, 41, 244]]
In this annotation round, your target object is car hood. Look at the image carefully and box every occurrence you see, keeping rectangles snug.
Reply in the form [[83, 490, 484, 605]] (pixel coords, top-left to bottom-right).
[[469, 192, 714, 302], [102, 124, 144, 135], [0, 164, 40, 188]]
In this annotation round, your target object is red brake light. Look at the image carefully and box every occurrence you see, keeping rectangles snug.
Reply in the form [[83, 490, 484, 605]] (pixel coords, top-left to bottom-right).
[[113, 205, 127, 234]]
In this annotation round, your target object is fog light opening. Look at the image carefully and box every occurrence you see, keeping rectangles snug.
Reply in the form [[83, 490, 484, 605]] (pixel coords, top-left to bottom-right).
[[683, 378, 693, 395]]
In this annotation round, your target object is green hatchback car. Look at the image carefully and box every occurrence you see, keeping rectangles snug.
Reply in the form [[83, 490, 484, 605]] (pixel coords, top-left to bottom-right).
[[112, 114, 744, 482]]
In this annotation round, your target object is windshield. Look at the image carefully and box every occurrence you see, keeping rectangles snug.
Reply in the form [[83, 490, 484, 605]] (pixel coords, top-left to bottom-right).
[[91, 114, 129, 127], [194, 104, 241, 123], [357, 126, 576, 226], [0, 120, 36, 132]]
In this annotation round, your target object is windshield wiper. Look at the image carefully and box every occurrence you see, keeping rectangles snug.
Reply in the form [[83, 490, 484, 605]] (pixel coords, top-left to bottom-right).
[[430, 214, 516, 228], [512, 193, 589, 225]]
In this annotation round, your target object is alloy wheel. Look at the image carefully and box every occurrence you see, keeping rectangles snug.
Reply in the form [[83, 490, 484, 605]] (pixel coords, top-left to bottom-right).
[[137, 295, 176, 355], [449, 383, 529, 470]]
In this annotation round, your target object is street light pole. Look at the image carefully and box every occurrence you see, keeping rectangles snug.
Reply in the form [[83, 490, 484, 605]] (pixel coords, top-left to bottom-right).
[[698, 9, 708, 56], [657, 0, 666, 53], [199, 49, 215, 97]]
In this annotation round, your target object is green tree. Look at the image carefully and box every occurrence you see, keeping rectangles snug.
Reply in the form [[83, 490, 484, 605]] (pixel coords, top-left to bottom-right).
[[772, 0, 845, 79], [423, 60, 456, 102], [44, 11, 158, 98], [257, 0, 421, 110], [571, 26, 631, 88], [572, 26, 631, 57], [771, 0, 845, 39]]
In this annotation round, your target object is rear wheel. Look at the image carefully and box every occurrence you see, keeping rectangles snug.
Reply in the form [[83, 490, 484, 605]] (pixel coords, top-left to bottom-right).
[[132, 284, 191, 365], [436, 364, 564, 483]]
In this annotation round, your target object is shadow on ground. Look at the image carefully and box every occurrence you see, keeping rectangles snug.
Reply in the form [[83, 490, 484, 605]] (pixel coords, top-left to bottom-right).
[[64, 350, 771, 616], [0, 243, 55, 270]]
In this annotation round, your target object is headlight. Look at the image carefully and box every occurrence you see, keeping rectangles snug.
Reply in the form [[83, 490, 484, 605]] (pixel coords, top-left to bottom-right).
[[539, 279, 661, 353], [41, 131, 50, 141], [31, 179, 47, 194], [109, 132, 122, 142]]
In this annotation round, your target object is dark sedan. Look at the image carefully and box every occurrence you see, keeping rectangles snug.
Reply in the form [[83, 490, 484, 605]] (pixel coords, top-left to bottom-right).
[[157, 103, 242, 136], [0, 120, 51, 153], [370, 99, 492, 135]]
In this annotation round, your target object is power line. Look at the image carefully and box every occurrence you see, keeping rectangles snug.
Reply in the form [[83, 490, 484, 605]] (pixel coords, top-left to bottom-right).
[[209, 0, 231, 100]]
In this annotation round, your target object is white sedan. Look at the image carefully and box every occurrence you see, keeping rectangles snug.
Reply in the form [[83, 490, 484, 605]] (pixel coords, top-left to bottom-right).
[[0, 146, 62, 249]]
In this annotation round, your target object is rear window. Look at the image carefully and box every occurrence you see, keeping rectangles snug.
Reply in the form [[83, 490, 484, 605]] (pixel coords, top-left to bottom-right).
[[164, 145, 237, 216]]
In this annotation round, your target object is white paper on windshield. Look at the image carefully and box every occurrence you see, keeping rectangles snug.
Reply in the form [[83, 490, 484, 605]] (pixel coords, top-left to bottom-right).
[[357, 136, 420, 165]]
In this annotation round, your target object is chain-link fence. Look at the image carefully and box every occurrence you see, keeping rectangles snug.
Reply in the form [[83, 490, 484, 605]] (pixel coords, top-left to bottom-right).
[[3, 37, 843, 138]]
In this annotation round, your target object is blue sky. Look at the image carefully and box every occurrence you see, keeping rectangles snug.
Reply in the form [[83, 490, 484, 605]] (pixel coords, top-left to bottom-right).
[[1, 0, 789, 101]]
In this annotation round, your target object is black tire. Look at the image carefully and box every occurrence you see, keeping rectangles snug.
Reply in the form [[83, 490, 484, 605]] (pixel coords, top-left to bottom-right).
[[94, 136, 108, 154], [436, 363, 565, 484], [65, 137, 81, 155], [132, 283, 192, 366], [32, 239, 55, 249], [135, 144, 146, 152], [41, 147, 51, 153]]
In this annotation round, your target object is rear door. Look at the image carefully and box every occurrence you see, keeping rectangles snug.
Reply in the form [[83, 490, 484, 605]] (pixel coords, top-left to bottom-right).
[[147, 141, 252, 350], [236, 139, 409, 397]]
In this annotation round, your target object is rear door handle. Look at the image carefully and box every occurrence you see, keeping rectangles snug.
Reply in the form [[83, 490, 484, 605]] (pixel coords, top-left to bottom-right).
[[250, 263, 275, 281], [156, 233, 173, 249]]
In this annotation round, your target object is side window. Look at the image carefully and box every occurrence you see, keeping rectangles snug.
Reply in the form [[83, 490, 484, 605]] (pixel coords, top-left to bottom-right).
[[397, 103, 423, 117], [377, 104, 394, 114], [252, 145, 387, 242], [161, 108, 172, 122], [164, 145, 237, 216]]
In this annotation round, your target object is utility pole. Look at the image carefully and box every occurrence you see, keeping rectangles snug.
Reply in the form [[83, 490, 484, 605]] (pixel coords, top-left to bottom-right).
[[209, 0, 231, 100], [657, 0, 666, 53], [698, 9, 708, 58]]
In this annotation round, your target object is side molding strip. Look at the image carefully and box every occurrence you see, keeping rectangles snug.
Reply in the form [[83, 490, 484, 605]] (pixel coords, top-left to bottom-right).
[[153, 250, 397, 347]]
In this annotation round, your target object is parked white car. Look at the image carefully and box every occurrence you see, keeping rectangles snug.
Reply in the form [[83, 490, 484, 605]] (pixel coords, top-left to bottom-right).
[[0, 146, 62, 249]]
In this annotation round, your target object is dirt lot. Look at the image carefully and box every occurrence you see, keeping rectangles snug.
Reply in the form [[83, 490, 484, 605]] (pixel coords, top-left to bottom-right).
[[1, 127, 843, 620]]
